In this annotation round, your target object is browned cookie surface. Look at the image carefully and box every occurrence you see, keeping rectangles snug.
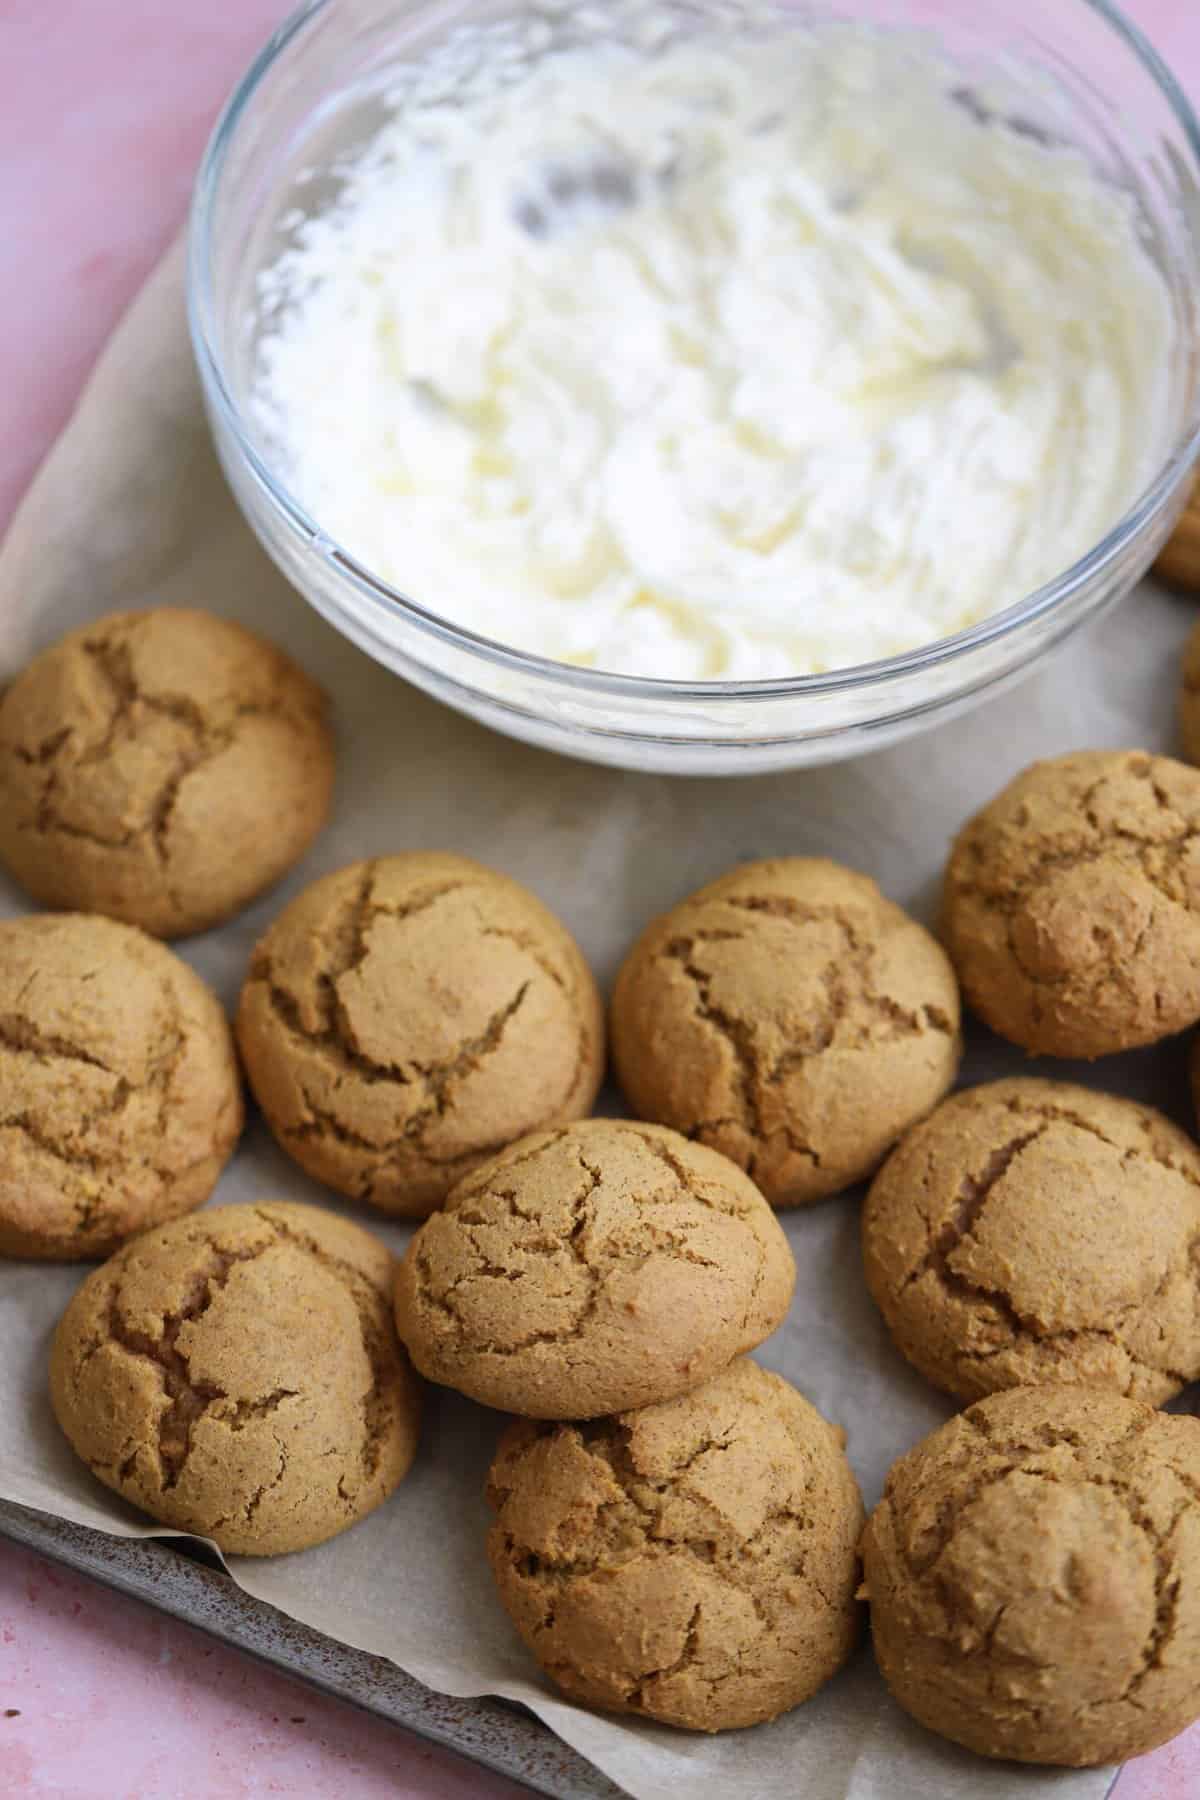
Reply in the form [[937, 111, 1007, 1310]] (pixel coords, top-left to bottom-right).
[[395, 1119, 794, 1418], [237, 852, 604, 1218], [50, 1201, 421, 1555], [862, 1386, 1200, 1766], [0, 912, 242, 1259], [486, 1357, 862, 1731], [942, 749, 1200, 1056], [0, 607, 333, 937], [864, 1078, 1200, 1405], [611, 856, 960, 1205]]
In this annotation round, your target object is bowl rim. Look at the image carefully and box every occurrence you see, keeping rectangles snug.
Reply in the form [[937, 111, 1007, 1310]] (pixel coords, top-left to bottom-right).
[[188, 0, 1200, 706]]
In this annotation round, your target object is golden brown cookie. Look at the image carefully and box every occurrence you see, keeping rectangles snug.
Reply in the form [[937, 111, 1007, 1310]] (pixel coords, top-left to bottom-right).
[[0, 913, 242, 1260], [0, 608, 334, 937], [486, 1358, 863, 1731], [50, 1202, 421, 1555], [861, 1385, 1200, 1766], [237, 853, 604, 1219], [942, 749, 1200, 1057], [863, 1078, 1200, 1405], [1156, 472, 1200, 589], [1178, 618, 1200, 764], [610, 857, 961, 1207], [395, 1120, 794, 1417]]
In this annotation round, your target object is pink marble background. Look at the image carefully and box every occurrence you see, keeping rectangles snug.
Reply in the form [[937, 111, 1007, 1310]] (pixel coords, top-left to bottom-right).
[[1, 2, 1199, 1795]]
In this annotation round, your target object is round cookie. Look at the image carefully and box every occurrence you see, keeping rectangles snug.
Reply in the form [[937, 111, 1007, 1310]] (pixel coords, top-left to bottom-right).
[[1179, 618, 1200, 764], [395, 1119, 794, 1417], [0, 913, 243, 1260], [50, 1201, 421, 1555], [610, 857, 961, 1207], [863, 1078, 1200, 1405], [237, 853, 604, 1218], [0, 607, 334, 937], [486, 1357, 863, 1731], [942, 749, 1200, 1057], [861, 1385, 1200, 1766]]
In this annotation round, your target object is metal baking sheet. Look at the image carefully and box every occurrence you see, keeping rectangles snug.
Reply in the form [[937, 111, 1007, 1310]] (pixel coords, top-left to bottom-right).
[[0, 1498, 623, 1800]]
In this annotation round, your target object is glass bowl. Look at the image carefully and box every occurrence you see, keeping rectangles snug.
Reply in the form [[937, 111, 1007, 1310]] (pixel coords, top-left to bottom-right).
[[189, 0, 1200, 775]]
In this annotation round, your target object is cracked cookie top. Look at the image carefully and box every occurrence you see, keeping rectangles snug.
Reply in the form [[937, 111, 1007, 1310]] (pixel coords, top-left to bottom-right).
[[861, 1385, 1200, 1766], [236, 852, 604, 1218], [0, 607, 334, 938], [395, 1119, 795, 1418], [485, 1356, 863, 1732], [863, 1078, 1200, 1407], [610, 857, 961, 1207], [0, 912, 242, 1260], [942, 749, 1200, 1057], [50, 1201, 421, 1556]]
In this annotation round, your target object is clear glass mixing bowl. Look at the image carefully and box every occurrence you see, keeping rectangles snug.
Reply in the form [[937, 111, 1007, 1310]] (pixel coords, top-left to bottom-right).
[[189, 0, 1200, 775]]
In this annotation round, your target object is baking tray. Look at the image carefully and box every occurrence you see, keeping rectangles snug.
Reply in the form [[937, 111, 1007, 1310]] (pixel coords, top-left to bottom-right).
[[0, 1498, 623, 1800]]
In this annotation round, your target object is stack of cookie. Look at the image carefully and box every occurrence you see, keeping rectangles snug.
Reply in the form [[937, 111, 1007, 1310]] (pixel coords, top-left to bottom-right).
[[395, 1118, 864, 1731]]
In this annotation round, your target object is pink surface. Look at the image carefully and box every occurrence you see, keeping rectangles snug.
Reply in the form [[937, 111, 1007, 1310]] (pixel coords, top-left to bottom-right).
[[1, 2, 1199, 1796], [0, 1541, 528, 1800]]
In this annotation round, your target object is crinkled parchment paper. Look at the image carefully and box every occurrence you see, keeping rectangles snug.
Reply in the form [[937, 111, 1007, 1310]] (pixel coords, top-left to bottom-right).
[[0, 236, 1192, 1799]]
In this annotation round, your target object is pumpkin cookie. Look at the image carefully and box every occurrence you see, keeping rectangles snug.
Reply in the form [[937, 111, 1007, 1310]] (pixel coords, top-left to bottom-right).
[[942, 749, 1200, 1056], [1155, 471, 1200, 589], [395, 1119, 794, 1417], [861, 1386, 1200, 1765], [486, 1358, 863, 1731], [610, 857, 960, 1206], [50, 1202, 421, 1555], [0, 607, 333, 937], [863, 1078, 1200, 1405], [237, 853, 604, 1218], [0, 913, 242, 1260], [1178, 618, 1200, 764]]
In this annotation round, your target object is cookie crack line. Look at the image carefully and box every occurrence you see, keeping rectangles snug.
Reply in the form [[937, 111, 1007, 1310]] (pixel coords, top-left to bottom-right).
[[0, 1011, 117, 1074], [105, 1241, 272, 1490], [661, 904, 951, 1159], [414, 1130, 774, 1360], [1000, 1094, 1200, 1190], [629, 1601, 704, 1708], [314, 870, 490, 1052], [625, 1125, 763, 1220], [663, 935, 764, 1150], [414, 1148, 607, 1353], [25, 631, 308, 880], [895, 1110, 1200, 1387], [279, 980, 535, 1175], [960, 770, 1200, 932], [902, 1125, 1046, 1295], [259, 874, 550, 1094], [505, 1424, 826, 1618], [249, 1209, 395, 1484], [1080, 1475, 1184, 1704], [720, 895, 956, 1043], [0, 1104, 129, 1179], [477, 922, 591, 1112], [214, 1432, 290, 1533]]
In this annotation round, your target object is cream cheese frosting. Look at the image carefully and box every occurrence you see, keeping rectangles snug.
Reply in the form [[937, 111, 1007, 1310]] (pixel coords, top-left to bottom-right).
[[252, 21, 1171, 679]]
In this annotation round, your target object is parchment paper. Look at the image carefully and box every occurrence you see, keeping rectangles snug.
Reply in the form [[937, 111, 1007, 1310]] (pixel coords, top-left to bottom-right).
[[0, 236, 1193, 1800]]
